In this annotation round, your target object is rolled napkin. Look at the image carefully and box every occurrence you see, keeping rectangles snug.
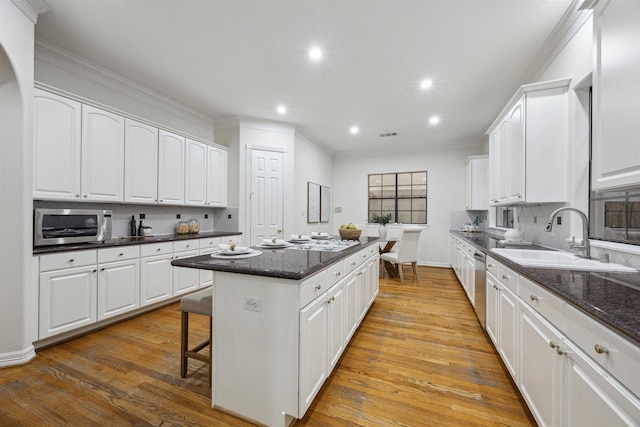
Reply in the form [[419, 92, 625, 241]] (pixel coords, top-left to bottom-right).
[[219, 243, 249, 252], [311, 232, 329, 236], [262, 238, 286, 245], [290, 234, 310, 240]]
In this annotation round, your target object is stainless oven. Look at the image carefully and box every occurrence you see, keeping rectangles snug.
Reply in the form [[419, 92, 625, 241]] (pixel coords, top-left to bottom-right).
[[34, 208, 112, 246]]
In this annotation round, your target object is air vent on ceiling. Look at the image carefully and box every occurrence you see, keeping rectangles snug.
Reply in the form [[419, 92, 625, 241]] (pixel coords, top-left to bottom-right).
[[379, 132, 397, 138]]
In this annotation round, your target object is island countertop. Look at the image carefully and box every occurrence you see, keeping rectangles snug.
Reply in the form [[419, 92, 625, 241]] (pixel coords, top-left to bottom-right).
[[171, 237, 380, 280]]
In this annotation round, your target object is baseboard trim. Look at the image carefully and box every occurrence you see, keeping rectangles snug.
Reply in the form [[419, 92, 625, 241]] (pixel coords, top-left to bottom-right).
[[0, 345, 37, 368]]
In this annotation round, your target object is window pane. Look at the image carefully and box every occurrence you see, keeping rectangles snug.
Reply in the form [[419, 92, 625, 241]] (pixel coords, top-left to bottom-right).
[[412, 198, 426, 210], [413, 172, 427, 185], [369, 199, 382, 211], [397, 173, 412, 185], [382, 199, 395, 210], [630, 197, 640, 242], [369, 174, 382, 187], [412, 185, 426, 197], [382, 188, 396, 198], [382, 174, 396, 186], [397, 185, 412, 198], [397, 211, 411, 223], [398, 199, 411, 210], [369, 187, 382, 198], [412, 211, 426, 224]]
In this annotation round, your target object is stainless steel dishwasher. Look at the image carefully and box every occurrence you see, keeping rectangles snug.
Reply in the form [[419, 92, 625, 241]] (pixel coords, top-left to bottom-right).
[[473, 250, 486, 329]]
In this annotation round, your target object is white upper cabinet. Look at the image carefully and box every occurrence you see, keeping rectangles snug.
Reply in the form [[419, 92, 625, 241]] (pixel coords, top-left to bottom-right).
[[81, 105, 125, 202], [33, 89, 82, 200], [465, 155, 489, 210], [487, 79, 570, 206], [592, 0, 640, 191], [124, 119, 158, 204], [185, 139, 208, 206], [158, 130, 185, 205], [207, 145, 228, 207]]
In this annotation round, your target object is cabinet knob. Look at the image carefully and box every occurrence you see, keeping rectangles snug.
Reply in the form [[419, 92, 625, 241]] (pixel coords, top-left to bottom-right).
[[83, 195, 88, 198], [119, 253, 124, 257], [156, 248, 161, 252], [487, 263, 494, 268], [315, 285, 322, 290], [529, 295, 539, 301], [100, 268, 105, 271], [75, 194, 80, 198], [549, 341, 560, 349], [335, 271, 341, 276], [92, 269, 97, 273], [501, 274, 511, 280], [556, 347, 566, 356], [594, 344, 609, 354], [69, 258, 75, 263]]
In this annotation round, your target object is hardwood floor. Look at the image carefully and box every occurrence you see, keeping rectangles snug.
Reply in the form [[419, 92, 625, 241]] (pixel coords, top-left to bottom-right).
[[0, 267, 535, 426]]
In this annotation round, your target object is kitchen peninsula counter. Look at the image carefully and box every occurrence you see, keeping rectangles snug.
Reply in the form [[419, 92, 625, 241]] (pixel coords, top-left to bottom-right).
[[451, 230, 640, 346]]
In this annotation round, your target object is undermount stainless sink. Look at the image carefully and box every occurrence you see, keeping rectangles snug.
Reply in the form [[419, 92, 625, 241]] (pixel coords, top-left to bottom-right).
[[491, 248, 637, 273]]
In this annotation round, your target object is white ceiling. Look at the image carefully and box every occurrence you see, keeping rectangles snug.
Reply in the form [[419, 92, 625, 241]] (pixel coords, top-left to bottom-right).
[[34, 0, 575, 154]]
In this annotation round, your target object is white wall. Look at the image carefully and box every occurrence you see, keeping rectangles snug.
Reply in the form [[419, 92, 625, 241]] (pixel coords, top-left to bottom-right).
[[333, 145, 483, 267], [0, 0, 38, 366], [293, 133, 334, 235]]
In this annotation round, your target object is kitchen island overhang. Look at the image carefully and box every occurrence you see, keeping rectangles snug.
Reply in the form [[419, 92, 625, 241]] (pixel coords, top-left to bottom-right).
[[171, 237, 381, 426]]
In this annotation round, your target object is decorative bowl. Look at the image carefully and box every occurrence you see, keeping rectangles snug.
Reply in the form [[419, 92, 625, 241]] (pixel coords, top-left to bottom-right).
[[339, 229, 362, 240]]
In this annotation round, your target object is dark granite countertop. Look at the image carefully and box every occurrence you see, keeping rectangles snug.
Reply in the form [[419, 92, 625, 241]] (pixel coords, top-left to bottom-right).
[[171, 237, 380, 280], [451, 230, 640, 346], [33, 231, 243, 255]]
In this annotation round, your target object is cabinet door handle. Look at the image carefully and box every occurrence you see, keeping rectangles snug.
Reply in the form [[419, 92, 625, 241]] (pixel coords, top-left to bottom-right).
[[529, 295, 539, 301], [335, 272, 341, 276], [594, 344, 609, 354]]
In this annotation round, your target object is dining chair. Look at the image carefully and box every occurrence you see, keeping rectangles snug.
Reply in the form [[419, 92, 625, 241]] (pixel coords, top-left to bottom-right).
[[380, 226, 422, 283]]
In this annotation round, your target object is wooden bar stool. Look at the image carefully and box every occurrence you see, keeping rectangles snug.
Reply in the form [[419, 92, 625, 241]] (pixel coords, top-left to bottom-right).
[[180, 287, 213, 384]]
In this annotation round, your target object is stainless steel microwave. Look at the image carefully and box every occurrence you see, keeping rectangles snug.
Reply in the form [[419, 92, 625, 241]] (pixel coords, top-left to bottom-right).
[[34, 208, 112, 246]]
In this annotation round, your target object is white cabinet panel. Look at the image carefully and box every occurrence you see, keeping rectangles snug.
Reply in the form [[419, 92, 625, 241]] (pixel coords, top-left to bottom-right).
[[327, 281, 346, 371], [97, 259, 140, 321], [124, 119, 158, 204], [39, 265, 97, 338], [207, 146, 228, 207], [299, 294, 328, 416], [140, 254, 173, 306], [173, 250, 200, 295], [81, 105, 125, 202], [592, 0, 640, 190], [465, 156, 489, 210], [158, 130, 185, 205], [33, 89, 82, 200], [344, 271, 359, 343], [185, 139, 208, 206]]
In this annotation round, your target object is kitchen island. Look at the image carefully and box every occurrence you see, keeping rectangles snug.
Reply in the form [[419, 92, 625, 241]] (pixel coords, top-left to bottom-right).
[[171, 237, 380, 426]]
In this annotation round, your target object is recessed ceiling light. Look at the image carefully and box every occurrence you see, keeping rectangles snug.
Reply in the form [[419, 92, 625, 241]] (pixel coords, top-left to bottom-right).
[[350, 126, 359, 135], [429, 116, 440, 125], [277, 105, 287, 114], [309, 47, 323, 60], [420, 79, 433, 90]]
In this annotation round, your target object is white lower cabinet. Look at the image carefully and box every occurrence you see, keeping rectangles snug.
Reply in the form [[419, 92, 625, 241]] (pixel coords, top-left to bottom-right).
[[198, 237, 221, 287], [172, 240, 200, 295], [97, 258, 140, 321], [484, 256, 640, 426], [299, 250, 379, 418], [39, 263, 97, 339]]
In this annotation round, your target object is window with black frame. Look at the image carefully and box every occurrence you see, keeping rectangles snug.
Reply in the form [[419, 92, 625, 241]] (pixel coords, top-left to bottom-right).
[[368, 172, 427, 224]]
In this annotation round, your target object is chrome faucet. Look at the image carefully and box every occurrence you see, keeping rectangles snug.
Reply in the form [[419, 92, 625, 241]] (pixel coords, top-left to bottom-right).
[[544, 207, 591, 259]]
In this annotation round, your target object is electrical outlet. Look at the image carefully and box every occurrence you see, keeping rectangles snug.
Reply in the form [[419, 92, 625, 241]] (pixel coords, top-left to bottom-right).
[[244, 297, 262, 312], [557, 216, 562, 225], [228, 214, 232, 219], [140, 213, 146, 219], [204, 214, 208, 219], [176, 214, 181, 219]]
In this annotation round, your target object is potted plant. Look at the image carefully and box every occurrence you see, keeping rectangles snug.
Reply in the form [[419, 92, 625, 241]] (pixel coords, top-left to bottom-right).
[[370, 212, 392, 240]]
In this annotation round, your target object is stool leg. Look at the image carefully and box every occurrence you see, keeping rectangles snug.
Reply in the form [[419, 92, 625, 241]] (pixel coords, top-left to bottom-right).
[[180, 311, 188, 378]]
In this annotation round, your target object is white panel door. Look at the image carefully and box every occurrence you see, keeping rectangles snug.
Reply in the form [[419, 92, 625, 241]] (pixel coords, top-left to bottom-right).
[[33, 89, 82, 201], [158, 130, 185, 205], [299, 295, 328, 417], [140, 254, 173, 306], [327, 281, 346, 371], [344, 271, 359, 343], [172, 250, 200, 295], [124, 119, 158, 204], [249, 149, 284, 245], [81, 105, 125, 202], [185, 139, 207, 206]]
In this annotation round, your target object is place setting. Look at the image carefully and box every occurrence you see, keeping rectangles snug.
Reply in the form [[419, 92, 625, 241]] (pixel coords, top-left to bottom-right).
[[256, 238, 294, 249], [210, 243, 263, 259]]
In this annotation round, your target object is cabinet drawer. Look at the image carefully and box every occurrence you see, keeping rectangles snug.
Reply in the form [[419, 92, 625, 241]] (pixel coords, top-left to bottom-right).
[[498, 263, 518, 294], [519, 276, 565, 329], [40, 250, 97, 271], [98, 245, 140, 264], [344, 253, 361, 275], [326, 260, 345, 286], [199, 237, 221, 253], [486, 256, 500, 277], [174, 239, 199, 253], [300, 270, 329, 308], [565, 304, 640, 398], [140, 242, 173, 257]]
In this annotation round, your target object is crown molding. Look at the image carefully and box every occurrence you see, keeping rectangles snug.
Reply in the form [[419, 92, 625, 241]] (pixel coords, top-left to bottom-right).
[[11, 0, 49, 23], [34, 38, 213, 126], [527, 0, 593, 83]]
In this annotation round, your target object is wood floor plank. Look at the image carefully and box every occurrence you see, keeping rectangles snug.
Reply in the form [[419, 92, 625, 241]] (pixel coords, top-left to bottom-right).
[[0, 266, 534, 426]]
